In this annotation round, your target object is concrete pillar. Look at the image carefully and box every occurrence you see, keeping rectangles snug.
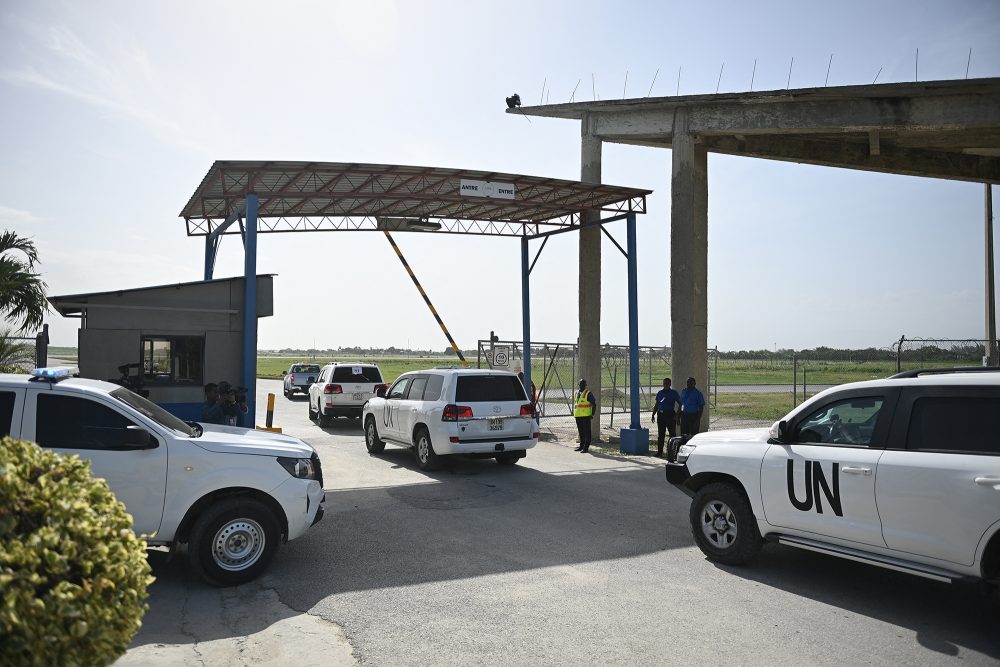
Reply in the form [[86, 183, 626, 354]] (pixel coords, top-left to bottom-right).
[[670, 109, 710, 430], [580, 113, 602, 426]]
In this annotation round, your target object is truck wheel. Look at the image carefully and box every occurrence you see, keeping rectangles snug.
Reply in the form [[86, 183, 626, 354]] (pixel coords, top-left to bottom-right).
[[414, 427, 441, 471], [689, 482, 762, 565], [496, 452, 522, 466], [188, 497, 280, 586], [308, 400, 317, 421], [318, 404, 333, 427], [365, 416, 385, 454], [283, 387, 290, 398]]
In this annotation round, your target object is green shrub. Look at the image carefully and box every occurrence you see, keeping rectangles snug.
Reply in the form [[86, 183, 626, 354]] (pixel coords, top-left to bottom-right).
[[0, 438, 153, 666]]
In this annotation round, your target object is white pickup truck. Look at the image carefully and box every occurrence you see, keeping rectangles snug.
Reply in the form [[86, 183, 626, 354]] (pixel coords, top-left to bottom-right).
[[3, 367, 326, 586], [283, 363, 321, 397]]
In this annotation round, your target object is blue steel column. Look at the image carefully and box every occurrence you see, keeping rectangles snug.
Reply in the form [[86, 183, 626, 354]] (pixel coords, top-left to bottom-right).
[[242, 194, 258, 428], [521, 236, 532, 399], [204, 236, 217, 281], [620, 212, 649, 453]]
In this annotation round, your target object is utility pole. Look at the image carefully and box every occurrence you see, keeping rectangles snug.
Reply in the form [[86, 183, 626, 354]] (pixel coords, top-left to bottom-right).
[[987, 184, 998, 366]]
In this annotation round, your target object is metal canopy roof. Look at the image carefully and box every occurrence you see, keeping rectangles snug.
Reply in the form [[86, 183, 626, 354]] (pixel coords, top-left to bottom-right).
[[181, 161, 650, 238]]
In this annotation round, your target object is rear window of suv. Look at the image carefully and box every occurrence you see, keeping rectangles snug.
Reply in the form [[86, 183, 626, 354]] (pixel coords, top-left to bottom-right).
[[292, 365, 321, 374], [455, 375, 527, 402], [332, 366, 383, 383]]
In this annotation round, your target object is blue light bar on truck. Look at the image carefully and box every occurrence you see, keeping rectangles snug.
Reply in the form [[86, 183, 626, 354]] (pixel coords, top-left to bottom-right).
[[30, 367, 79, 380]]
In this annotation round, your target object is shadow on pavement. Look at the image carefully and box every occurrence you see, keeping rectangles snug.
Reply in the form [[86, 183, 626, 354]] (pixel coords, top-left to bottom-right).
[[710, 539, 1000, 659], [133, 445, 1000, 661]]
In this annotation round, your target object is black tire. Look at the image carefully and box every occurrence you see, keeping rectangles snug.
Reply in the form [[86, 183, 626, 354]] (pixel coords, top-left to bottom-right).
[[308, 399, 317, 421], [365, 416, 385, 454], [318, 403, 333, 427], [496, 452, 522, 466], [283, 387, 290, 398], [413, 427, 441, 471], [689, 482, 762, 565], [188, 497, 281, 586]]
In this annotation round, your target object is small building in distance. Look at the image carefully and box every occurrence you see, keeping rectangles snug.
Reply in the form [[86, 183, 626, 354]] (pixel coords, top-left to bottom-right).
[[49, 275, 273, 420]]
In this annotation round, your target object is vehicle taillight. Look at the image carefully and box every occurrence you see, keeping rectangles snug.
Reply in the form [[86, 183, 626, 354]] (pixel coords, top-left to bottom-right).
[[289, 374, 295, 383], [324, 384, 342, 394], [520, 403, 537, 417], [532, 431, 540, 439], [442, 404, 474, 421]]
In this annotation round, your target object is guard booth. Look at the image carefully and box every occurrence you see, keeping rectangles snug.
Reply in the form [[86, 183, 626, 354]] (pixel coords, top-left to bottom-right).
[[48, 275, 273, 420]]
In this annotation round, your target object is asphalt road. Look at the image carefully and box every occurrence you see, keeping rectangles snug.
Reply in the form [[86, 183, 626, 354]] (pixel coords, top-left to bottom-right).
[[122, 379, 1000, 665]]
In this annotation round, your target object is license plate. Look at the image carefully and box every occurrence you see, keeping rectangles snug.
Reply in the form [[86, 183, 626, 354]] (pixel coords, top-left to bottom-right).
[[352, 392, 364, 401], [488, 417, 504, 431]]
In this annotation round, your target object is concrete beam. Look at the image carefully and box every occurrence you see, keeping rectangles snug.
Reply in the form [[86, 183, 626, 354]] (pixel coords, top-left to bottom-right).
[[580, 114, 603, 424], [670, 109, 710, 431], [701, 135, 1000, 184]]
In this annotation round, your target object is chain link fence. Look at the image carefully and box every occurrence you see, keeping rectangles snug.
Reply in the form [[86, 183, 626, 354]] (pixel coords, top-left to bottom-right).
[[0, 325, 48, 372], [477, 336, 998, 428]]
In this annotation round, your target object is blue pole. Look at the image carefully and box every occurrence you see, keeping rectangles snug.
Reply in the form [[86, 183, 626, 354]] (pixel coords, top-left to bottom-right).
[[204, 236, 217, 281], [521, 236, 532, 400], [242, 194, 258, 428], [626, 212, 641, 430]]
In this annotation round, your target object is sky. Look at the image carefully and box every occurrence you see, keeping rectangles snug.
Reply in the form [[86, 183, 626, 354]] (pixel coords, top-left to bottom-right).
[[1, 0, 998, 353]]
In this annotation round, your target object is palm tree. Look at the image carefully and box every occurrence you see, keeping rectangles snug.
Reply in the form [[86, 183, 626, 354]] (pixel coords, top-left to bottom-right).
[[0, 329, 34, 373], [0, 231, 48, 332]]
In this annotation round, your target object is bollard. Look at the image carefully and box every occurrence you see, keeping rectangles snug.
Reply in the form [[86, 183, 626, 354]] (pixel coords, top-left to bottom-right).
[[256, 392, 283, 433]]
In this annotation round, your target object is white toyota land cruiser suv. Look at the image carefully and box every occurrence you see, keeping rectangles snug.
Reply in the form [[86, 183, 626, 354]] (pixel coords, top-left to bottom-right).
[[665, 368, 1000, 587], [309, 362, 385, 425], [362, 368, 539, 470], [2, 367, 325, 586]]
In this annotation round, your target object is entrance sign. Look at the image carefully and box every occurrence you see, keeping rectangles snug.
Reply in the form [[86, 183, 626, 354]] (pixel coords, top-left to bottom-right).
[[459, 179, 517, 200]]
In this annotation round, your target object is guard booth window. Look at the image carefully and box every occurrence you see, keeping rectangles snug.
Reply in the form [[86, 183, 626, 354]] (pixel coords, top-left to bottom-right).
[[141, 336, 204, 385]]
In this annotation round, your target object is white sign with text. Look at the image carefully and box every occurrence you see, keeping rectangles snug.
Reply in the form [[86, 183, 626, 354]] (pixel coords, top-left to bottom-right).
[[459, 179, 517, 200]]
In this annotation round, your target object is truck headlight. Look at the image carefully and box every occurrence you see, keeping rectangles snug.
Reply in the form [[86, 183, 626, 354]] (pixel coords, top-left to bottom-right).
[[277, 456, 317, 480], [676, 443, 697, 464]]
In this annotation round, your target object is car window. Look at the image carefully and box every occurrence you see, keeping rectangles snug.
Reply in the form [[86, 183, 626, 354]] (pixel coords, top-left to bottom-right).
[[423, 375, 444, 402], [36, 394, 139, 450], [387, 377, 410, 400], [907, 396, 1000, 454], [796, 397, 884, 446], [407, 376, 428, 400], [292, 364, 321, 374], [0, 391, 15, 437], [455, 375, 527, 402], [332, 366, 383, 383]]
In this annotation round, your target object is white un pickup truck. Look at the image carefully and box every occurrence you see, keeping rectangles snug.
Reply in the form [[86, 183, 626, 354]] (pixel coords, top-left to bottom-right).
[[665, 368, 1000, 587], [4, 367, 326, 586]]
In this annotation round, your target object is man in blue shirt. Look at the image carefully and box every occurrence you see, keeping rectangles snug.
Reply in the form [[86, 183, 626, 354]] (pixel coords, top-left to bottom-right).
[[650, 377, 680, 457], [679, 376, 706, 436]]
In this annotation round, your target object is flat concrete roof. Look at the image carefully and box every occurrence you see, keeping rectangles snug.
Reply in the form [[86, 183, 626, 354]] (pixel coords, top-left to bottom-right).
[[510, 78, 1000, 183]]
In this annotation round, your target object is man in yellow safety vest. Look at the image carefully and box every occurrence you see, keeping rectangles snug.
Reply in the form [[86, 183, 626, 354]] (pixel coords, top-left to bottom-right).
[[573, 378, 597, 453]]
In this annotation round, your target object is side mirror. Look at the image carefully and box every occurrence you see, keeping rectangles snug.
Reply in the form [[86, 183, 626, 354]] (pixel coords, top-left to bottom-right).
[[281, 370, 287, 376], [375, 386, 387, 398], [768, 420, 788, 444], [124, 426, 156, 449]]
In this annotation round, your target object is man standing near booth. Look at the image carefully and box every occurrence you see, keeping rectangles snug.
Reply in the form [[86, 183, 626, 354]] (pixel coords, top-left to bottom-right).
[[651, 377, 680, 457], [573, 378, 597, 453], [679, 377, 706, 436]]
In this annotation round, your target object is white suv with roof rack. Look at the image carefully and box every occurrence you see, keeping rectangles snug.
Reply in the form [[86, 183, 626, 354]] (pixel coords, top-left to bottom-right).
[[362, 368, 539, 470], [1, 367, 325, 586], [308, 362, 385, 425], [665, 367, 1000, 588]]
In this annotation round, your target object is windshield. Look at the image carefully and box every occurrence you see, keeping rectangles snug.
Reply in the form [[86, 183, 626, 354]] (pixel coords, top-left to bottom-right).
[[111, 387, 197, 437], [332, 366, 383, 382], [291, 364, 321, 374]]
